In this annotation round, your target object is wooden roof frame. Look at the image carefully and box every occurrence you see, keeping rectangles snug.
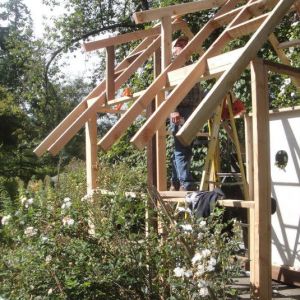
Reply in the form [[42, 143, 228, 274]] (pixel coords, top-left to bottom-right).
[[34, 1, 300, 297]]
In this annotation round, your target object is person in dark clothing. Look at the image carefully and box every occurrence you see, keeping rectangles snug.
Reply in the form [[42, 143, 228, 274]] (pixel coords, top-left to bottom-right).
[[169, 36, 202, 191]]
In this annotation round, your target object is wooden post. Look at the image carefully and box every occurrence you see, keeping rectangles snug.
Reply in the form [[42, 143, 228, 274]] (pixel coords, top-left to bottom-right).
[[106, 46, 115, 101], [85, 114, 98, 193], [156, 16, 171, 191], [250, 58, 271, 299], [245, 114, 254, 273]]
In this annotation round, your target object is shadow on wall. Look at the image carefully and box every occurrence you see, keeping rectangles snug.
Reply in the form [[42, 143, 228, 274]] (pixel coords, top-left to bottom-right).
[[271, 116, 300, 268]]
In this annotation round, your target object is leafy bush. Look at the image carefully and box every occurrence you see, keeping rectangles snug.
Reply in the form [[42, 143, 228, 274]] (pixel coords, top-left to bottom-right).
[[0, 160, 241, 299]]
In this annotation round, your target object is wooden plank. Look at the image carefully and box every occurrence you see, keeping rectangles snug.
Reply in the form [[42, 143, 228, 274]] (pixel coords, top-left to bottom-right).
[[226, 13, 269, 39], [83, 27, 159, 51], [177, 0, 295, 146], [34, 35, 155, 157], [212, 0, 278, 27], [106, 46, 115, 101], [268, 33, 300, 88], [200, 104, 223, 190], [131, 0, 255, 149], [278, 38, 300, 49], [176, 18, 195, 40], [167, 48, 243, 85], [245, 114, 255, 286], [272, 265, 300, 287], [48, 36, 161, 155], [226, 95, 249, 200], [98, 0, 240, 151], [98, 18, 214, 150], [217, 200, 254, 208], [161, 197, 255, 208], [85, 114, 98, 193], [156, 15, 171, 191], [250, 58, 271, 299], [133, 0, 227, 24], [264, 60, 300, 78]]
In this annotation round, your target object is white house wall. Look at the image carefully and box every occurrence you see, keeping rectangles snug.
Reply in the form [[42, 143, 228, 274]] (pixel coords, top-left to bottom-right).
[[269, 108, 300, 270]]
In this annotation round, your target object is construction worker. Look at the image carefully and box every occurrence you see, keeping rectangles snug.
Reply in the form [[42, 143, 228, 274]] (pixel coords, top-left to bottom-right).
[[169, 36, 202, 191]]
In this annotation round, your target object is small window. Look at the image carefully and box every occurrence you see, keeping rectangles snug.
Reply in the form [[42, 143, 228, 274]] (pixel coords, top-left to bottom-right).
[[275, 150, 288, 169]]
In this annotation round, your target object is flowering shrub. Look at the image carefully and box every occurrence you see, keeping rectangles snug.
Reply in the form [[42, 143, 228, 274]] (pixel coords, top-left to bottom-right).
[[0, 160, 242, 299], [165, 211, 242, 299]]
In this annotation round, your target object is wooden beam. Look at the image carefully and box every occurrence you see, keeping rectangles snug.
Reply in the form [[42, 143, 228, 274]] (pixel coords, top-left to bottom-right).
[[278, 38, 300, 49], [156, 16, 171, 191], [177, 0, 295, 146], [226, 13, 269, 39], [133, 0, 227, 24], [131, 0, 255, 149], [106, 46, 115, 101], [85, 114, 98, 193], [268, 33, 300, 88], [97, 0, 241, 152], [212, 0, 278, 27], [264, 60, 300, 78], [250, 58, 271, 299], [245, 114, 255, 287], [97, 17, 215, 150], [83, 28, 159, 51], [218, 200, 254, 208], [272, 265, 300, 287], [48, 36, 161, 155], [34, 35, 155, 157], [168, 47, 243, 85]]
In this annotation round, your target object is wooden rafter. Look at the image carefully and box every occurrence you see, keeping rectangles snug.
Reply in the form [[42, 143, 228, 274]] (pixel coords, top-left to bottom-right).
[[34, 22, 186, 157], [133, 0, 227, 24], [176, 0, 295, 146], [98, 0, 240, 151], [33, 34, 156, 157], [131, 0, 275, 149]]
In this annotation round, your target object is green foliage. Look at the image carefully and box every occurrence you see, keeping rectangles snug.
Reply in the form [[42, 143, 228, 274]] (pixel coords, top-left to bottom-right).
[[0, 160, 242, 299]]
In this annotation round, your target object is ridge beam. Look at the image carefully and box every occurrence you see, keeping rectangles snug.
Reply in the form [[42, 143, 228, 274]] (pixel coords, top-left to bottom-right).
[[133, 0, 227, 24]]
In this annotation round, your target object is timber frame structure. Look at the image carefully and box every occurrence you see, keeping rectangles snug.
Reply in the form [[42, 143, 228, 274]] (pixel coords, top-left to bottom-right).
[[35, 0, 300, 298]]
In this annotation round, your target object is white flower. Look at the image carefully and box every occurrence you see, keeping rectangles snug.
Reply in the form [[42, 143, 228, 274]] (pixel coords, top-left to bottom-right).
[[199, 286, 209, 297], [291, 21, 299, 27], [199, 220, 206, 228], [61, 201, 71, 210], [41, 236, 48, 242], [201, 249, 211, 258], [45, 255, 52, 264], [196, 264, 206, 276], [184, 269, 193, 278], [81, 194, 93, 202], [180, 224, 193, 232], [206, 263, 215, 272], [48, 288, 53, 295], [25, 198, 34, 208], [20, 196, 27, 204], [24, 226, 37, 237], [62, 216, 75, 226], [192, 252, 202, 265], [198, 232, 204, 240], [1, 215, 11, 225], [88, 219, 95, 236], [208, 257, 216, 267], [198, 279, 207, 287], [174, 267, 185, 277], [284, 78, 291, 85], [63, 197, 71, 203], [291, 92, 295, 97]]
